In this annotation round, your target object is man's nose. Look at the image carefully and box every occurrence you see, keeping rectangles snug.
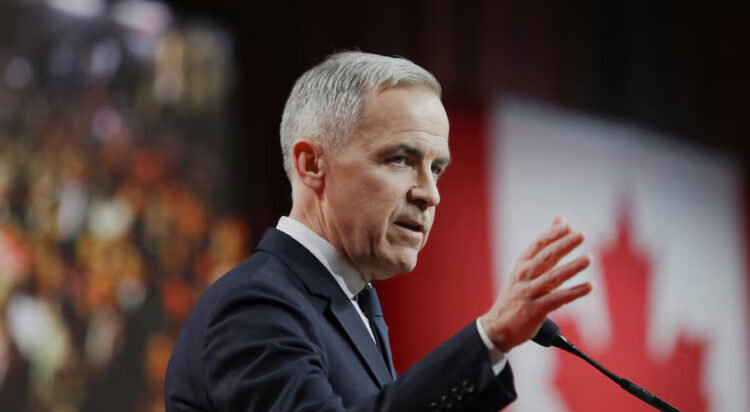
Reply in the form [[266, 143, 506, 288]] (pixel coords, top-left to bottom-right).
[[408, 171, 440, 210]]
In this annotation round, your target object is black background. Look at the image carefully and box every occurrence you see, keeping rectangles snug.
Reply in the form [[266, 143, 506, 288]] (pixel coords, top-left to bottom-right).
[[167, 0, 750, 244]]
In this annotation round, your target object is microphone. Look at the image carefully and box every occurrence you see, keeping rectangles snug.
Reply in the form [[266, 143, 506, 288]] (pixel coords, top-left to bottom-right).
[[531, 318, 561, 347], [531, 318, 681, 412]]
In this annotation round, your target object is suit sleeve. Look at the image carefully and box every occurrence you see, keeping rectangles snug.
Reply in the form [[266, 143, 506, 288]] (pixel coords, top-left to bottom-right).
[[201, 275, 516, 412]]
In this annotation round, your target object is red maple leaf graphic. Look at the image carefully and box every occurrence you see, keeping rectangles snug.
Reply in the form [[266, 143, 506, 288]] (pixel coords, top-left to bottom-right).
[[554, 209, 708, 411]]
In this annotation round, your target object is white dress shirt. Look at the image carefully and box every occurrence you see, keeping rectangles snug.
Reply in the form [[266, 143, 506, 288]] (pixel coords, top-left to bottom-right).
[[276, 216, 507, 374]]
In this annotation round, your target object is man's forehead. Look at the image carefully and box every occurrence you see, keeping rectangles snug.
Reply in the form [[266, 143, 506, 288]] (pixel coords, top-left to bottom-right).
[[360, 85, 444, 116], [357, 87, 448, 133]]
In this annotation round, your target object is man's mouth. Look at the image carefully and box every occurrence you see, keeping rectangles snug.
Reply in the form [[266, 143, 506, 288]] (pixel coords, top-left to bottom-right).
[[394, 221, 424, 233]]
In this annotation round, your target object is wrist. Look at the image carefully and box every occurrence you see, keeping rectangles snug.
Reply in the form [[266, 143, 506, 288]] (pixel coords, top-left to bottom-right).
[[480, 314, 514, 354]]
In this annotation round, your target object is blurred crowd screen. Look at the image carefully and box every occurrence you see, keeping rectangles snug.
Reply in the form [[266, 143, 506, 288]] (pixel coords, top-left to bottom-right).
[[0, 1, 248, 411]]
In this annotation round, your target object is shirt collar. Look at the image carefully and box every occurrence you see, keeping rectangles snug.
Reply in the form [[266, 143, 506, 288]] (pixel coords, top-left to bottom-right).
[[276, 216, 366, 300]]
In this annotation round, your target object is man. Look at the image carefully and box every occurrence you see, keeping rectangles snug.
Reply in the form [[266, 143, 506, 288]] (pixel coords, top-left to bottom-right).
[[165, 51, 592, 411]]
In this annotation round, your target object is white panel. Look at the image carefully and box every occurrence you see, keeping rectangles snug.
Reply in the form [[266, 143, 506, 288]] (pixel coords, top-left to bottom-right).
[[488, 98, 749, 412]]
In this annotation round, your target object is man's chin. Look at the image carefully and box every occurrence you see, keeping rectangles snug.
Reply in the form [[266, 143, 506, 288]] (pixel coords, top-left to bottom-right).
[[371, 252, 419, 280]]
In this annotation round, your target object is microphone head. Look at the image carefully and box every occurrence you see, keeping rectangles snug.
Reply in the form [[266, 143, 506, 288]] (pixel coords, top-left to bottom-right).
[[532, 318, 560, 347]]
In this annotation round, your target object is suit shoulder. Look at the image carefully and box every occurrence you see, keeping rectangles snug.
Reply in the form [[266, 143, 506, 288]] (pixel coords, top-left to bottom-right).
[[193, 251, 310, 326], [202, 250, 306, 308]]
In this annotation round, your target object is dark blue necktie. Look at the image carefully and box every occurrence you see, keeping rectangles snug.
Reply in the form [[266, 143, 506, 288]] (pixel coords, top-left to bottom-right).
[[356, 285, 396, 378]]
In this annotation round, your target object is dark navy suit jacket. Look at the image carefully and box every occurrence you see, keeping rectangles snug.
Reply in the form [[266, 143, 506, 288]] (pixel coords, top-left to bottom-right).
[[165, 228, 517, 411]]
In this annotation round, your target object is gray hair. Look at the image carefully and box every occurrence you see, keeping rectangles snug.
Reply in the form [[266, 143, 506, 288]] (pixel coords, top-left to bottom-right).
[[279, 51, 442, 180]]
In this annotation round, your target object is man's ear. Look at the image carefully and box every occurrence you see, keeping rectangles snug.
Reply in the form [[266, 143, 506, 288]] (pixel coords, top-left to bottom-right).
[[291, 140, 326, 191]]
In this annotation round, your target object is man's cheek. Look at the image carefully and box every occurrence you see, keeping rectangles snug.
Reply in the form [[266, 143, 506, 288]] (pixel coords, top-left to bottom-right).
[[420, 232, 430, 250]]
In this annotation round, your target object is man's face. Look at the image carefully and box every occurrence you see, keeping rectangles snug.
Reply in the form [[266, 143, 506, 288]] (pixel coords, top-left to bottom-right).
[[322, 86, 450, 280]]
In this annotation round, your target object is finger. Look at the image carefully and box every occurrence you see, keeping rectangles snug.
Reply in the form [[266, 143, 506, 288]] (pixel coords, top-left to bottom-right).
[[519, 219, 572, 261], [527, 230, 585, 278], [529, 253, 592, 297], [536, 282, 592, 313]]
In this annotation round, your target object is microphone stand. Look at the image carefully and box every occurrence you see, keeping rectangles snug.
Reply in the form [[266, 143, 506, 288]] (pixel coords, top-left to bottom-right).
[[534, 319, 681, 412]]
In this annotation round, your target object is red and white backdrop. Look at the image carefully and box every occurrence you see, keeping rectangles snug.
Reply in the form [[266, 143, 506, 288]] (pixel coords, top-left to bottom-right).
[[377, 99, 750, 412]]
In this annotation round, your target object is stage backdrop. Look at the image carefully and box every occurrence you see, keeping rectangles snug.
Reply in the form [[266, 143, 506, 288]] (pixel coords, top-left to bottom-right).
[[377, 98, 750, 412]]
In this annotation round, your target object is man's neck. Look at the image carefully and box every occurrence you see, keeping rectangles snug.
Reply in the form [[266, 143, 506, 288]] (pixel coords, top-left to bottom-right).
[[289, 193, 375, 284], [276, 216, 367, 298]]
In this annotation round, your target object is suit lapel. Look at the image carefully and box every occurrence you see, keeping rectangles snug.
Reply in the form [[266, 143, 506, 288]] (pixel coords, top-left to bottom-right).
[[329, 298, 393, 387], [376, 319, 397, 379], [256, 228, 393, 387]]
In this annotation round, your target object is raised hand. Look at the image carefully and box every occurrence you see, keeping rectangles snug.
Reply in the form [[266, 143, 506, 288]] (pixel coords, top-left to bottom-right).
[[480, 216, 592, 353]]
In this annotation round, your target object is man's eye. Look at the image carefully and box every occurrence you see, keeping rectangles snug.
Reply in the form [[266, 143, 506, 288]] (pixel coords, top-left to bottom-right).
[[431, 165, 444, 176], [389, 155, 407, 165]]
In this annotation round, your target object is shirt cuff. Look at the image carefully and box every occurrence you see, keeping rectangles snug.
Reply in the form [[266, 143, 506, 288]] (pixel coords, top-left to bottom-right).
[[475, 318, 508, 375]]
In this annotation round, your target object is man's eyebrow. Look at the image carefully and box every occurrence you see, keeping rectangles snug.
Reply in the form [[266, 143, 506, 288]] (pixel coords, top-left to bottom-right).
[[434, 155, 452, 168], [389, 144, 452, 166]]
